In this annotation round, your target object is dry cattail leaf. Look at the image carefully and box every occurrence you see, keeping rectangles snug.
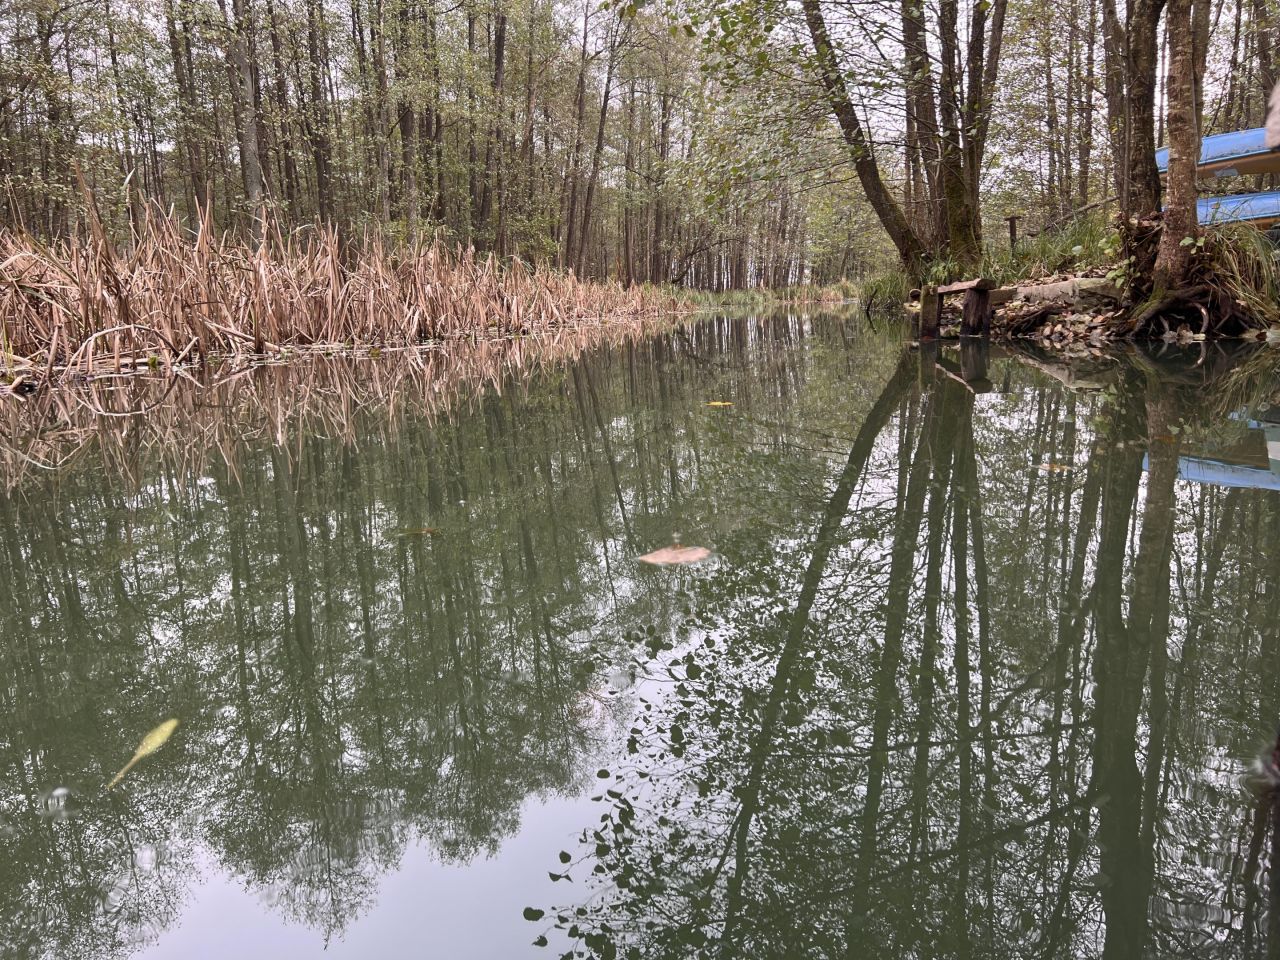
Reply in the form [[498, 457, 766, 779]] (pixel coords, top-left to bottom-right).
[[107, 718, 180, 791], [638, 545, 713, 566], [0, 215, 687, 380]]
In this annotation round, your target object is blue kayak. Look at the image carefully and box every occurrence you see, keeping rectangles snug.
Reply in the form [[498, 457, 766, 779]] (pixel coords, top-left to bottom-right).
[[1197, 190, 1280, 227], [1156, 128, 1280, 178]]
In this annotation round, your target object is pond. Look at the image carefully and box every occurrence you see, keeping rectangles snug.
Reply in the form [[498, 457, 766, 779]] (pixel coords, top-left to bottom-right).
[[2, 312, 1280, 959]]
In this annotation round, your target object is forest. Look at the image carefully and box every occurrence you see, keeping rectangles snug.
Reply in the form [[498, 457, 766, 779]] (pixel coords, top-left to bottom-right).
[[3, 0, 1272, 290]]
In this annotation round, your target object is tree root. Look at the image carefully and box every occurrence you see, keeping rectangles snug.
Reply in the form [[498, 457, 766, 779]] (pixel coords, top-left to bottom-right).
[[1126, 284, 1208, 333]]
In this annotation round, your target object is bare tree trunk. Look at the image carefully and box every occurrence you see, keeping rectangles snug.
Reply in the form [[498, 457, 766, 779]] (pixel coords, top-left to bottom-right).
[[1256, 0, 1276, 110], [163, 0, 208, 214], [901, 0, 945, 246], [35, 6, 69, 235], [264, 0, 299, 208], [800, 0, 925, 273], [1101, 0, 1128, 204], [465, 3, 478, 242], [478, 9, 508, 241], [217, 0, 266, 238], [650, 89, 671, 282], [939, 0, 980, 263], [1153, 0, 1198, 291], [965, 0, 1008, 226], [370, 0, 392, 224], [622, 79, 635, 285], [1124, 0, 1167, 217], [303, 0, 333, 222], [577, 20, 623, 273], [562, 2, 591, 269], [1189, 0, 1209, 136], [1043, 17, 1060, 215], [1078, 0, 1097, 208]]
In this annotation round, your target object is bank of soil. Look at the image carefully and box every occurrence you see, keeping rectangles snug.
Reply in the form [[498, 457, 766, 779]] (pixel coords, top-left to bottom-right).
[[909, 268, 1280, 348]]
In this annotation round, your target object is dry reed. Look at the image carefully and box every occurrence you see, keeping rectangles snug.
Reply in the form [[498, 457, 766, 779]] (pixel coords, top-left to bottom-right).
[[0, 209, 682, 383], [0, 315, 669, 490]]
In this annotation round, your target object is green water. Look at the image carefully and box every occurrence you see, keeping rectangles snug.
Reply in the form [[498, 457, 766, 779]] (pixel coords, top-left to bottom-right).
[[3, 314, 1280, 959]]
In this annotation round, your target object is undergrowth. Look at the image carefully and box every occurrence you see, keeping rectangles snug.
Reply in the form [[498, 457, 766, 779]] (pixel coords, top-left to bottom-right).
[[679, 280, 859, 308], [857, 211, 1280, 334]]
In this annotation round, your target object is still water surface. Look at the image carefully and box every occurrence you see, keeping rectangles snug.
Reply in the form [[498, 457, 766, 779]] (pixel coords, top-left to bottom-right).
[[3, 314, 1280, 958]]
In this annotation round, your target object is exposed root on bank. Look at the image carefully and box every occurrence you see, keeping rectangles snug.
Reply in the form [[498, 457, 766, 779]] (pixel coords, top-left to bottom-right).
[[910, 212, 1280, 347], [1117, 213, 1278, 337]]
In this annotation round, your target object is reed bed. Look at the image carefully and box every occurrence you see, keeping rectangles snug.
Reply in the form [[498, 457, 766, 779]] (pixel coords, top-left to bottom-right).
[[0, 313, 672, 490], [0, 211, 682, 383]]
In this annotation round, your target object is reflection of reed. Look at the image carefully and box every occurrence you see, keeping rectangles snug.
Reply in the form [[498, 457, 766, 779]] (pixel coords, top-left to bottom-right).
[[0, 212, 680, 378], [0, 318, 666, 490]]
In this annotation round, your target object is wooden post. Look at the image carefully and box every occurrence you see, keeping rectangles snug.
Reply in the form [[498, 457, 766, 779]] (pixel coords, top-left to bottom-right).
[[1007, 215, 1020, 252], [960, 287, 992, 337], [918, 339, 939, 385], [919, 286, 940, 340]]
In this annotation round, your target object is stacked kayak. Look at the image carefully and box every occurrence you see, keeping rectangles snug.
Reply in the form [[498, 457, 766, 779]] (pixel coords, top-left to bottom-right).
[[1156, 127, 1280, 227], [1156, 128, 1280, 178], [1197, 190, 1280, 228]]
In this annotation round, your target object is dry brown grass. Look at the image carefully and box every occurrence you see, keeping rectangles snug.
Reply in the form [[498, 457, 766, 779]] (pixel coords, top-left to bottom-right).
[[0, 209, 681, 382]]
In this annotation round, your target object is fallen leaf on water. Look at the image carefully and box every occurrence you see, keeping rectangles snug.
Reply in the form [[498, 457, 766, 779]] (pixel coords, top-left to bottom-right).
[[107, 719, 180, 791], [638, 545, 712, 566], [705, 401, 733, 408], [1037, 463, 1074, 473]]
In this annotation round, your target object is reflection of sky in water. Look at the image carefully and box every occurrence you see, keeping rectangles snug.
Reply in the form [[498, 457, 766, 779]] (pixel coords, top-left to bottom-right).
[[140, 793, 590, 959], [8, 321, 1280, 959]]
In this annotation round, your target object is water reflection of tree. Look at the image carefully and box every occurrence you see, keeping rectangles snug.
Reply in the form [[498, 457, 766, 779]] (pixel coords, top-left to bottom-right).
[[555, 345, 1280, 959], [0, 315, 868, 958]]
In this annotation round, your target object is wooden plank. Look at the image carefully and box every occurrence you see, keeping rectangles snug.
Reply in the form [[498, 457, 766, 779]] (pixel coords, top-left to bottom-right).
[[937, 277, 996, 295], [919, 286, 940, 339]]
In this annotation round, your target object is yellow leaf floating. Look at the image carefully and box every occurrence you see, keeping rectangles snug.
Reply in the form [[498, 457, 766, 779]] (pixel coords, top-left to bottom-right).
[[107, 719, 180, 791], [705, 401, 733, 408], [638, 545, 712, 566]]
